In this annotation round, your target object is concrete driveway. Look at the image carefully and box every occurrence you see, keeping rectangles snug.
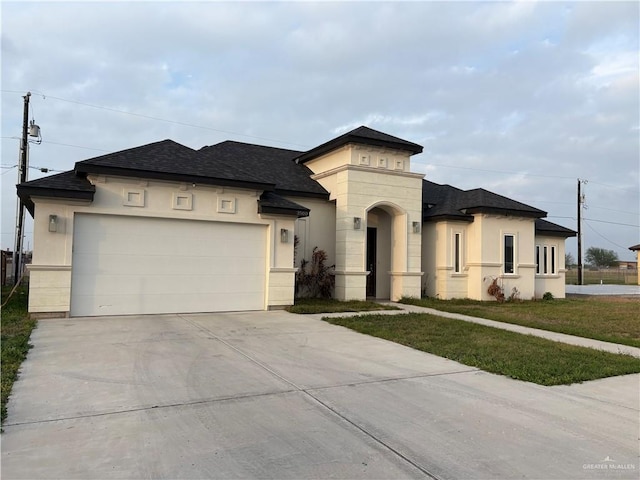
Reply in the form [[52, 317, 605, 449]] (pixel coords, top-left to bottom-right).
[[2, 311, 638, 479]]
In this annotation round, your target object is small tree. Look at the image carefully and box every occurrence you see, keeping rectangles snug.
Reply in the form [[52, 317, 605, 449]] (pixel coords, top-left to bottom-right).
[[565, 252, 575, 268], [585, 247, 619, 268]]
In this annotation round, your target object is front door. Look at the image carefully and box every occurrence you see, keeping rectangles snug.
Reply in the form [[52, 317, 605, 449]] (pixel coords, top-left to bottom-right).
[[366, 227, 377, 297]]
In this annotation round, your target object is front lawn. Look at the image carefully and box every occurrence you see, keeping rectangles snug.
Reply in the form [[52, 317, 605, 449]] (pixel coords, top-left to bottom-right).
[[1, 285, 36, 426], [325, 313, 640, 386], [286, 298, 400, 314], [400, 296, 640, 348]]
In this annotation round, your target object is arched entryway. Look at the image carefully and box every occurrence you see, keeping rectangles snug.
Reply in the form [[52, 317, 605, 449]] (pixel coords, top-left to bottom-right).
[[366, 203, 406, 299]]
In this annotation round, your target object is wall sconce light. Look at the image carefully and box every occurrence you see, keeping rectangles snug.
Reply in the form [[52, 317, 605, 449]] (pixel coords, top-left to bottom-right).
[[412, 221, 421, 234], [354, 217, 362, 230], [48, 215, 58, 233], [280, 228, 289, 243]]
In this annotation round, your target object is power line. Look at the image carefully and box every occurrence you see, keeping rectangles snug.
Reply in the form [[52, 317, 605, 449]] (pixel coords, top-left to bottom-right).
[[584, 218, 639, 228], [584, 221, 632, 250], [4, 135, 110, 153], [40, 140, 109, 152], [588, 205, 639, 216], [2, 89, 311, 149]]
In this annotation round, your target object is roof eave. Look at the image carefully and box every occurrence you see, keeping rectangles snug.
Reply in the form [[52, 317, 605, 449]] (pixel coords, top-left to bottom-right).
[[76, 165, 276, 191], [17, 186, 96, 217], [465, 207, 545, 218], [274, 188, 330, 200], [537, 231, 577, 238], [258, 204, 310, 218], [297, 137, 423, 164], [423, 214, 474, 223]]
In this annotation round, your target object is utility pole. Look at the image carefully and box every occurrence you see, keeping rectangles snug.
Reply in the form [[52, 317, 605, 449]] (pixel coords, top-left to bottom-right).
[[577, 178, 587, 286], [13, 92, 31, 284]]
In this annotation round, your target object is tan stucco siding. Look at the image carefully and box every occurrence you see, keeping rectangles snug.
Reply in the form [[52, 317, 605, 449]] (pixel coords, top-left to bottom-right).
[[466, 215, 536, 300], [28, 175, 296, 314], [307, 145, 423, 300], [534, 234, 568, 299], [289, 197, 336, 268], [423, 215, 548, 301]]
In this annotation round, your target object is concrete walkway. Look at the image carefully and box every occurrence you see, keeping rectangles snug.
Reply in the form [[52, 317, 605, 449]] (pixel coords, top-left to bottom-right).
[[2, 311, 639, 479], [315, 302, 640, 359]]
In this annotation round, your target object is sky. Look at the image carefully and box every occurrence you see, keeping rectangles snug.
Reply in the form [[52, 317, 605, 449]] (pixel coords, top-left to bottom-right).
[[1, 0, 639, 261]]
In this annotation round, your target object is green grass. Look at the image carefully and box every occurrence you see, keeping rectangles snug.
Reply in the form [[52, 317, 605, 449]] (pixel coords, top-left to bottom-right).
[[1, 285, 36, 426], [286, 298, 400, 314], [325, 313, 640, 385], [400, 296, 640, 348]]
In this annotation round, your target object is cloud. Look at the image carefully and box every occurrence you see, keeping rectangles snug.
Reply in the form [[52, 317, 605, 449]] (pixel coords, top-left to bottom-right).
[[1, 1, 638, 258]]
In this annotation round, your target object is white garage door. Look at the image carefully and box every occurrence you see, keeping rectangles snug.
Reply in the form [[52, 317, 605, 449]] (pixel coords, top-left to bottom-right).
[[71, 214, 267, 317]]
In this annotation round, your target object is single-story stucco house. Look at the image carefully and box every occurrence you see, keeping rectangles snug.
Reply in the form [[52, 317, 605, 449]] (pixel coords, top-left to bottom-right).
[[18, 126, 575, 317]]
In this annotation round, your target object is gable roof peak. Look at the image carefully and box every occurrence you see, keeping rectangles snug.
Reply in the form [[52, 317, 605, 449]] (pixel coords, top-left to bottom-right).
[[296, 125, 423, 163]]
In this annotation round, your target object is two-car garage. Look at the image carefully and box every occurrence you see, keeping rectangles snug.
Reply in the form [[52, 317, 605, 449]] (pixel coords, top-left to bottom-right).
[[70, 214, 267, 317]]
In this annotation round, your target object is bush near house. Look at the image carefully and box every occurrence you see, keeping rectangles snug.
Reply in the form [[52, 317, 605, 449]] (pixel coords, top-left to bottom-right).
[[295, 247, 335, 299]]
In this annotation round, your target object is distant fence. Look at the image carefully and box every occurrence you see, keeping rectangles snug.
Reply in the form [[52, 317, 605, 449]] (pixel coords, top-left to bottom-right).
[[565, 269, 638, 285]]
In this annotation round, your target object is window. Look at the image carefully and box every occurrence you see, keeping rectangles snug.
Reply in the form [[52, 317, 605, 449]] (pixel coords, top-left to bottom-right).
[[536, 244, 558, 275], [504, 234, 514, 274], [454, 233, 462, 273]]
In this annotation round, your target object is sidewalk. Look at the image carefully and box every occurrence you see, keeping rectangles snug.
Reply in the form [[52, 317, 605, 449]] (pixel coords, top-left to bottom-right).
[[316, 302, 640, 359]]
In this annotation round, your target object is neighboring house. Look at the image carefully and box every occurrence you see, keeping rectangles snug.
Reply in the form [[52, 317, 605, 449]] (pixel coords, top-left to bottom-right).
[[629, 245, 640, 285], [17, 126, 575, 317]]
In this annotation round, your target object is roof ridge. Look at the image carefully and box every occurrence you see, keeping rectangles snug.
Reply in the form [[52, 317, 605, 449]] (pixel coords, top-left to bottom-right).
[[199, 140, 304, 155]]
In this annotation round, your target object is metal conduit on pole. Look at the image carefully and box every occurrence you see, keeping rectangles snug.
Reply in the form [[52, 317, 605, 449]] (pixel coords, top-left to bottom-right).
[[12, 92, 41, 285], [13, 92, 31, 284]]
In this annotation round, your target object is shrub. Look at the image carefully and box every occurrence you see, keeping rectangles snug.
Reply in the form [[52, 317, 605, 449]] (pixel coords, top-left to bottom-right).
[[486, 277, 505, 303], [542, 291, 554, 301], [296, 247, 335, 299]]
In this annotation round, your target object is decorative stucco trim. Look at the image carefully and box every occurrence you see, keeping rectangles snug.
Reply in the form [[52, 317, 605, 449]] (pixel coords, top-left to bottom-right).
[[333, 270, 370, 276], [123, 188, 145, 207], [270, 267, 298, 273], [217, 196, 236, 214], [389, 271, 424, 276], [27, 264, 72, 272], [172, 192, 193, 210], [466, 262, 502, 267], [311, 164, 424, 181]]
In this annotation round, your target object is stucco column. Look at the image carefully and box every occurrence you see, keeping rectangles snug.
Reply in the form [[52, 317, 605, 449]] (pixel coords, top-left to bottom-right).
[[333, 205, 367, 301]]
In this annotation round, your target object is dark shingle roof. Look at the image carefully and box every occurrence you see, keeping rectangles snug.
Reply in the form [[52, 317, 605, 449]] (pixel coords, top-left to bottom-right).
[[423, 180, 546, 221], [75, 139, 274, 190], [462, 188, 546, 217], [422, 181, 471, 221], [17, 171, 95, 215], [296, 126, 423, 164], [628, 244, 640, 251], [198, 141, 328, 198], [535, 219, 576, 237], [258, 191, 310, 217]]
